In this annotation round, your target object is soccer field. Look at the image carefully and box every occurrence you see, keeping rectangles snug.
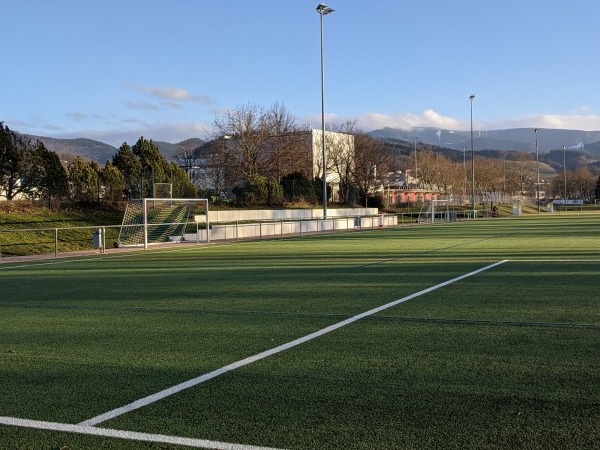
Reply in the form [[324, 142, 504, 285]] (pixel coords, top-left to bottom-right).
[[1, 215, 599, 449]]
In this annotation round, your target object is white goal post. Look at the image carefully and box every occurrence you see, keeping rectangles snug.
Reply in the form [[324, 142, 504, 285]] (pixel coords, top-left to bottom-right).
[[418, 199, 453, 224], [141, 198, 210, 249], [112, 198, 210, 249]]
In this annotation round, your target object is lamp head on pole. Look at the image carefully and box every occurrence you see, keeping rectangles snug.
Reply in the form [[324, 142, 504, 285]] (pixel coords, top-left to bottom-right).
[[469, 94, 476, 101], [317, 3, 335, 15]]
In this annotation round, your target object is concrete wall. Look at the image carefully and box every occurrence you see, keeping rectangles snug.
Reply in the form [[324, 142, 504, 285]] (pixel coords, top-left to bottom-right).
[[195, 207, 379, 223], [182, 213, 396, 243]]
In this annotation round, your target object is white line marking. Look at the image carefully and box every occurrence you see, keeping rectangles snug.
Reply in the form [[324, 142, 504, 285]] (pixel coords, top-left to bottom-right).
[[0, 416, 280, 450], [79, 260, 508, 427]]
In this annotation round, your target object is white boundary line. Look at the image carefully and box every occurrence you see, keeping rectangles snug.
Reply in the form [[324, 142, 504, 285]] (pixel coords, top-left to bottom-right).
[[0, 417, 280, 450], [79, 260, 508, 427]]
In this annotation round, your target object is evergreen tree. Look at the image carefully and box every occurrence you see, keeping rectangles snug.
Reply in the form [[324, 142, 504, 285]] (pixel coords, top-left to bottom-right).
[[33, 141, 69, 204], [112, 142, 141, 199], [101, 162, 126, 202], [68, 157, 99, 202]]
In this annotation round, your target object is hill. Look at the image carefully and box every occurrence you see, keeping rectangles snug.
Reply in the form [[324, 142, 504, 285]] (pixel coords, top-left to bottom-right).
[[25, 136, 205, 164], [370, 127, 600, 155], [26, 136, 117, 163]]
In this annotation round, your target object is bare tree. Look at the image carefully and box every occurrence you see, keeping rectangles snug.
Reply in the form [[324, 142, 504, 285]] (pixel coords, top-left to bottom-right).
[[213, 102, 274, 181], [505, 152, 535, 195], [327, 120, 357, 203], [475, 157, 504, 197], [568, 166, 596, 200], [194, 139, 233, 198], [353, 131, 391, 205], [173, 139, 202, 183], [262, 103, 308, 181]]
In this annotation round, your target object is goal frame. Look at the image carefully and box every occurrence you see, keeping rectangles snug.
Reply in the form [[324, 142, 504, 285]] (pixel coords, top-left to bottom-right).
[[142, 198, 210, 249]]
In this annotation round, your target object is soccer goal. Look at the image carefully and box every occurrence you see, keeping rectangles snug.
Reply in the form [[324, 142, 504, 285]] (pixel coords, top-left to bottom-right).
[[418, 199, 454, 224], [117, 198, 209, 249]]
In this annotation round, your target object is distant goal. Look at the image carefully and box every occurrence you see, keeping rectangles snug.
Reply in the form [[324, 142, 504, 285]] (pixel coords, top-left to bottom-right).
[[417, 199, 456, 224], [117, 198, 209, 248]]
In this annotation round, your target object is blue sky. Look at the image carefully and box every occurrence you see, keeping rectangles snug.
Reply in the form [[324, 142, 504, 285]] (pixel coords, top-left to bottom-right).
[[3, 0, 600, 147]]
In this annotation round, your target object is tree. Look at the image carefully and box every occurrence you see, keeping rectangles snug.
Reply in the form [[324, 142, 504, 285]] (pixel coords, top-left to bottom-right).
[[173, 140, 203, 186], [68, 157, 99, 202], [213, 102, 275, 181], [0, 123, 41, 200], [569, 166, 596, 200], [327, 121, 357, 204], [475, 157, 504, 198], [112, 143, 141, 199], [281, 172, 317, 203], [353, 131, 391, 206], [505, 152, 535, 196], [262, 103, 308, 182], [234, 174, 283, 206], [33, 142, 69, 204], [132, 137, 170, 197], [169, 162, 198, 198], [193, 140, 233, 199], [100, 162, 126, 202]]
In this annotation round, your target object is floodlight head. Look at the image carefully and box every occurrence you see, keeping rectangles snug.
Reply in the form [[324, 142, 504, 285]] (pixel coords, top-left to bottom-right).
[[469, 94, 476, 101], [316, 3, 335, 15]]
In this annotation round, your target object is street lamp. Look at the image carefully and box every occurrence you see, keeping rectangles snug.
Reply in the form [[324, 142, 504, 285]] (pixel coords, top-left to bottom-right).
[[469, 94, 476, 216], [317, 3, 334, 218], [535, 128, 540, 213]]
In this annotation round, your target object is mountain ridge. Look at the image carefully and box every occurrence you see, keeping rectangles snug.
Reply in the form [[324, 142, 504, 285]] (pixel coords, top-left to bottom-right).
[[23, 127, 600, 163], [369, 127, 600, 155], [24, 135, 205, 163]]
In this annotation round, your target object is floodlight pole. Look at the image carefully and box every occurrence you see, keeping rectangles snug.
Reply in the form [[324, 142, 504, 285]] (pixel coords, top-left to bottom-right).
[[414, 136, 419, 186], [535, 128, 540, 213], [317, 3, 334, 218], [469, 94, 476, 217], [563, 145, 567, 203], [463, 146, 467, 198]]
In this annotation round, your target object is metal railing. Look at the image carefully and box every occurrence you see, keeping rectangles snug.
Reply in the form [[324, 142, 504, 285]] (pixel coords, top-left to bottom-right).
[[0, 211, 488, 261]]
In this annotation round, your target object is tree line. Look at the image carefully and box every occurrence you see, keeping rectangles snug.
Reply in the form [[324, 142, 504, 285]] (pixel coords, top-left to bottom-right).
[[2, 104, 600, 209], [0, 122, 195, 205], [402, 145, 599, 201]]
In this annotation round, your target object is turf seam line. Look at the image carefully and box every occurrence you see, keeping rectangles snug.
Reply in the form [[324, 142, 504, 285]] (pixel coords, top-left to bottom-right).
[[349, 235, 505, 269], [0, 416, 280, 450], [3, 304, 597, 329], [369, 316, 600, 329], [78, 259, 508, 427]]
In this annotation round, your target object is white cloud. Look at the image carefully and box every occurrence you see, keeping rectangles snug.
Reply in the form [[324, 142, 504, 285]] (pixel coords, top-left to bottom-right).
[[66, 112, 88, 122], [125, 101, 160, 111], [496, 114, 600, 131], [354, 109, 600, 133], [356, 109, 466, 132], [126, 83, 214, 105]]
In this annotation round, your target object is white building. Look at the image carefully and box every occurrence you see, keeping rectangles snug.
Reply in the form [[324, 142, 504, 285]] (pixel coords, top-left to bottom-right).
[[310, 129, 355, 202]]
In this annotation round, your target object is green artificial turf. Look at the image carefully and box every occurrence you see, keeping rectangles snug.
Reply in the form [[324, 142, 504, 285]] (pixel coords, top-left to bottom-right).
[[0, 215, 599, 449]]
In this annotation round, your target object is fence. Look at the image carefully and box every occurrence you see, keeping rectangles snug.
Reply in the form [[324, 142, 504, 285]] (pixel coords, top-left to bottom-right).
[[0, 214, 398, 260]]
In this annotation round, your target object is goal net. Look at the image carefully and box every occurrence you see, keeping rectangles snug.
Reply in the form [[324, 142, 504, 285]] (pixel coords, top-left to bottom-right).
[[117, 198, 209, 248], [418, 199, 454, 224]]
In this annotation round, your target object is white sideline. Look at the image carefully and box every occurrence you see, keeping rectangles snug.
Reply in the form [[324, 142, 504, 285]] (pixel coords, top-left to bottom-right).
[[0, 416, 280, 450], [79, 260, 508, 427]]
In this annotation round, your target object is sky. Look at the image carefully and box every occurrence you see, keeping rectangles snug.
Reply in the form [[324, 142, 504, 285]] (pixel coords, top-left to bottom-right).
[[3, 0, 600, 147]]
